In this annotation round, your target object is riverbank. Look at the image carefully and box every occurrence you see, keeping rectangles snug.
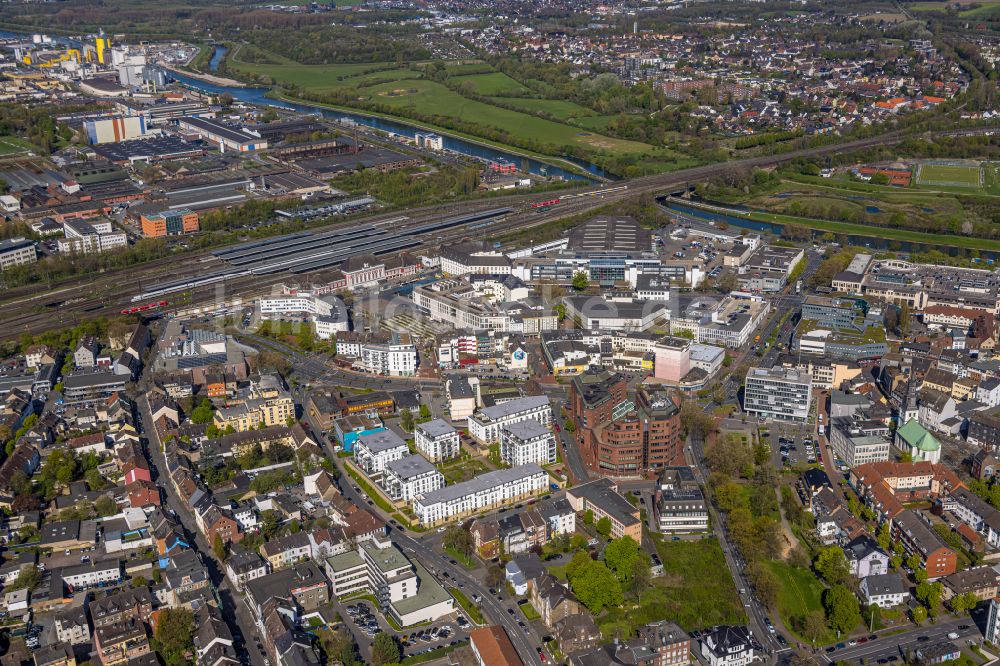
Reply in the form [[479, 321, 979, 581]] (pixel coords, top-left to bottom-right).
[[664, 197, 1000, 254], [162, 63, 248, 88], [267, 91, 610, 182]]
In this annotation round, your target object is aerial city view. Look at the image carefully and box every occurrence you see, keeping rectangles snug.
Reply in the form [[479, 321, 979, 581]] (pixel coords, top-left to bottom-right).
[[4, 0, 1000, 665]]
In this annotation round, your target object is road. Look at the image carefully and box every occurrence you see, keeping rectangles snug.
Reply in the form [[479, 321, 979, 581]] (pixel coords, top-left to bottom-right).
[[817, 612, 985, 664], [137, 393, 268, 666], [687, 435, 787, 658]]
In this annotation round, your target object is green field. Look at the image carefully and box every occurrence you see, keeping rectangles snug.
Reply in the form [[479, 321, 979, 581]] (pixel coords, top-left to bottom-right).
[[490, 96, 598, 121], [451, 72, 529, 96], [765, 561, 833, 644], [594, 536, 745, 635], [228, 48, 654, 158], [0, 136, 38, 155], [909, 0, 1000, 14], [917, 163, 982, 187]]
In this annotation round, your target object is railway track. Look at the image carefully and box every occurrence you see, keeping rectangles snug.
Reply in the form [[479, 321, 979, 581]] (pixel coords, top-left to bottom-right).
[[3, 125, 997, 341]]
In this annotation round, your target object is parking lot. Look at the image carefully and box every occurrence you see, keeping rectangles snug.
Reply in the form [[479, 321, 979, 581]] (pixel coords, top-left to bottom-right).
[[338, 598, 468, 661], [763, 421, 817, 470]]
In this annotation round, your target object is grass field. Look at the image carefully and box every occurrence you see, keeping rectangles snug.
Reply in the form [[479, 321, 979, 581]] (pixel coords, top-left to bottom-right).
[[0, 136, 38, 155], [917, 163, 982, 187], [592, 536, 746, 633], [909, 0, 1000, 14], [490, 96, 597, 120], [451, 72, 529, 96], [228, 47, 653, 157], [765, 561, 833, 644]]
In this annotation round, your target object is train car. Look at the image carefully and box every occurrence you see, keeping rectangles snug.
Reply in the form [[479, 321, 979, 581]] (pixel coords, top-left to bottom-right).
[[121, 300, 168, 315], [531, 199, 560, 209]]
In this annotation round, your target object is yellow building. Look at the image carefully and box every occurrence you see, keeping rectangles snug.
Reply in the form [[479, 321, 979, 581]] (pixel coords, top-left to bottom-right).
[[213, 391, 295, 433]]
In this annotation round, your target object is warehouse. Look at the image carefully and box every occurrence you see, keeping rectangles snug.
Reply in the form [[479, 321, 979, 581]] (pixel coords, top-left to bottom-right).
[[178, 116, 268, 152]]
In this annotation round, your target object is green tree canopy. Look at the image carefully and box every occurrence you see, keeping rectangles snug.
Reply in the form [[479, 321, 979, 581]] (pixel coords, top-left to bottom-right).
[[823, 585, 861, 635], [567, 557, 624, 613], [153, 607, 194, 666]]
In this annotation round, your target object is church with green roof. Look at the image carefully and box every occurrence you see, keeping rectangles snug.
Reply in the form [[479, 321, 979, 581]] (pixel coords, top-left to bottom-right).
[[895, 419, 941, 464]]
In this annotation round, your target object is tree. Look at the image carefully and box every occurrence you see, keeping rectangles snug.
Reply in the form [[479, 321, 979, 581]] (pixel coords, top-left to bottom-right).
[[320, 628, 356, 666], [814, 547, 851, 587], [914, 568, 928, 584], [213, 533, 227, 561], [906, 553, 922, 571], [748, 562, 780, 609], [889, 555, 903, 570], [630, 556, 652, 601], [486, 565, 505, 589], [370, 633, 399, 666], [418, 404, 431, 420], [583, 509, 594, 525], [800, 609, 828, 644], [681, 400, 717, 442], [94, 495, 117, 517], [915, 581, 943, 614], [912, 605, 927, 623], [443, 525, 475, 559], [864, 603, 882, 631], [400, 408, 414, 433], [604, 537, 643, 582], [190, 398, 214, 424], [131, 576, 148, 588], [876, 523, 891, 552], [8, 567, 41, 592], [595, 517, 612, 538], [152, 607, 194, 666], [571, 271, 589, 291], [567, 558, 623, 613], [823, 585, 861, 636]]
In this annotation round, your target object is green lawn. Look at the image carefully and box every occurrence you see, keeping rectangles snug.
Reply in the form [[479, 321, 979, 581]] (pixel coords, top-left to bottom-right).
[[490, 96, 598, 120], [228, 57, 399, 92], [0, 136, 37, 155], [450, 588, 485, 625], [765, 561, 833, 644], [230, 52, 651, 157], [597, 536, 745, 637], [444, 545, 478, 569], [917, 163, 982, 188], [439, 458, 490, 484], [685, 198, 1000, 253], [519, 600, 541, 620], [451, 72, 530, 96], [356, 78, 650, 154]]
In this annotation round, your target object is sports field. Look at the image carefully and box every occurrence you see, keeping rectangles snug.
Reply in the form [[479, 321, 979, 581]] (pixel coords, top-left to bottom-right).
[[917, 162, 982, 188]]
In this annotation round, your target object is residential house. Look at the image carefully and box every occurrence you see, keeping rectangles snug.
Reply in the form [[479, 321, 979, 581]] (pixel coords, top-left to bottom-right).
[[530, 574, 580, 629], [260, 532, 311, 570], [699, 626, 758, 666], [843, 537, 889, 578], [859, 573, 909, 608], [93, 618, 150, 666]]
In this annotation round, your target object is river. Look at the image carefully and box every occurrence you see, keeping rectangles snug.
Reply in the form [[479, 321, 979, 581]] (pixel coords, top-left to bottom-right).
[[659, 197, 1000, 263], [208, 45, 227, 72]]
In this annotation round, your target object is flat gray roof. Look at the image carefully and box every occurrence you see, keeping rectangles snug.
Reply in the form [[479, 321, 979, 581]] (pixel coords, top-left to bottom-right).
[[502, 419, 550, 441], [418, 464, 545, 505], [357, 429, 408, 454], [385, 454, 439, 480], [416, 418, 456, 438], [478, 395, 549, 421]]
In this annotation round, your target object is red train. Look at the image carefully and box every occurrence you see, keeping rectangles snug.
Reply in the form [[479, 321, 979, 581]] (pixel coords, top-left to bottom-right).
[[531, 199, 561, 209], [121, 300, 168, 315]]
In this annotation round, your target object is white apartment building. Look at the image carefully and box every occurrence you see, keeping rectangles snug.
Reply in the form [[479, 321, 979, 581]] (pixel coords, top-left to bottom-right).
[[259, 291, 350, 339], [324, 537, 454, 626], [58, 219, 128, 255], [743, 366, 813, 422], [829, 417, 891, 467], [468, 395, 552, 445], [382, 454, 445, 502], [354, 430, 409, 476], [671, 297, 769, 349], [0, 238, 37, 270], [62, 561, 122, 589], [499, 419, 556, 467], [414, 419, 460, 462], [413, 464, 549, 526], [359, 339, 418, 376]]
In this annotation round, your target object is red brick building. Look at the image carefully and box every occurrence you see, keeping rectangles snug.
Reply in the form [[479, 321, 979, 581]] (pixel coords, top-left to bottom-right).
[[569, 368, 683, 477]]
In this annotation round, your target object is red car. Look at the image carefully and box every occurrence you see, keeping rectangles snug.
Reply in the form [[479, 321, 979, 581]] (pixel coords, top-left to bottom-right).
[[554, 424, 561, 433]]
